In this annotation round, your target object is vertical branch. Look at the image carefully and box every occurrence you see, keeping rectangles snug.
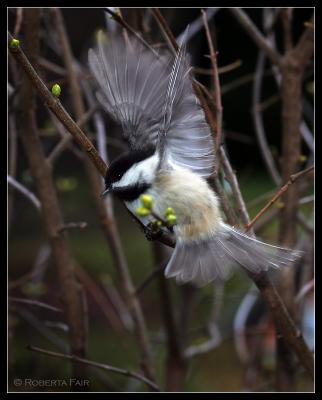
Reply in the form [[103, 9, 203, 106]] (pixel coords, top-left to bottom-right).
[[152, 242, 187, 391], [17, 8, 87, 380], [201, 9, 222, 151], [8, 114, 18, 229], [219, 147, 254, 236], [51, 8, 157, 387], [276, 11, 314, 391], [252, 50, 281, 185]]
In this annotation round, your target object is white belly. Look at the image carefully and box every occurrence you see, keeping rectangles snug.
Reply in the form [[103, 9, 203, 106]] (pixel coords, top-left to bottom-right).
[[126, 168, 222, 241]]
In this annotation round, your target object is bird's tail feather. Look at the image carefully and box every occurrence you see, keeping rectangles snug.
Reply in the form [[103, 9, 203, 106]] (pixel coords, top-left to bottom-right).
[[165, 222, 302, 287]]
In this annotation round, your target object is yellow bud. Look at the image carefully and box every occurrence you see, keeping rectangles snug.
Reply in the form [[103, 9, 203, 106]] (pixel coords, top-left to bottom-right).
[[136, 207, 151, 217], [51, 83, 61, 97], [165, 207, 175, 216], [166, 214, 177, 226], [140, 194, 153, 209], [9, 38, 20, 49], [152, 220, 162, 228], [299, 155, 307, 163]]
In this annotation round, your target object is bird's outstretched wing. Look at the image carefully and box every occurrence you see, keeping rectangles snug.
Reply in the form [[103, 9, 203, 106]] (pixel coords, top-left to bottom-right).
[[89, 31, 215, 177]]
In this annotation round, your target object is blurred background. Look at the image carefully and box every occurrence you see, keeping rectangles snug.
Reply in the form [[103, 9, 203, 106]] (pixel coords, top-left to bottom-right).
[[8, 8, 314, 392]]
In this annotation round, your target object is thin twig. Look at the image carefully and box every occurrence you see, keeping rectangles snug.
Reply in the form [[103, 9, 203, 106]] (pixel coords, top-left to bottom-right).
[[7, 175, 41, 211], [9, 297, 62, 313], [135, 265, 165, 296], [295, 279, 314, 303], [51, 10, 157, 385], [151, 8, 178, 54], [8, 31, 107, 177], [176, 7, 219, 44], [15, 9, 87, 377], [219, 147, 254, 236], [229, 8, 281, 66], [47, 105, 98, 165], [74, 264, 129, 334], [27, 345, 160, 391], [11, 12, 314, 381], [244, 166, 314, 233], [252, 50, 281, 185], [14, 8, 24, 37], [38, 57, 66, 76], [194, 59, 242, 76], [58, 222, 88, 233], [104, 8, 160, 58], [201, 9, 222, 151]]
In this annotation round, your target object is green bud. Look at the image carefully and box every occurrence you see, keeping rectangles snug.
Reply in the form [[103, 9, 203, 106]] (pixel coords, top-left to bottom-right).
[[9, 38, 20, 49], [51, 83, 61, 97], [165, 207, 175, 216], [140, 194, 153, 209], [152, 220, 162, 229], [136, 207, 151, 217], [166, 214, 177, 226]]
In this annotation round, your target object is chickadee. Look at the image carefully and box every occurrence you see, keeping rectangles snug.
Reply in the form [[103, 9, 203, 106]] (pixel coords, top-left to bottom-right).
[[88, 31, 300, 287]]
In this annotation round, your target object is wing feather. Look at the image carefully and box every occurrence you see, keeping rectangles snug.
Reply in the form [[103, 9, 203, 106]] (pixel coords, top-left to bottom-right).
[[89, 31, 216, 177]]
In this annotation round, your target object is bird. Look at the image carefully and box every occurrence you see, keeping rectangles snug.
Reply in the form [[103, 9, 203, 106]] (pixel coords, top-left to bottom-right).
[[88, 31, 301, 287]]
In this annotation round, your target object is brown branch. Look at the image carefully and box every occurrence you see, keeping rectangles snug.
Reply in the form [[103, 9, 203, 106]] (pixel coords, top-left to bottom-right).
[[229, 8, 281, 66], [201, 9, 222, 151], [8, 114, 18, 228], [281, 8, 293, 52], [292, 15, 314, 69], [10, 12, 314, 381], [252, 50, 281, 185], [104, 8, 160, 58], [9, 297, 63, 313], [15, 9, 86, 379], [245, 166, 314, 233], [219, 147, 254, 236], [38, 57, 66, 76], [276, 14, 314, 388], [135, 265, 165, 296], [13, 8, 24, 37], [151, 8, 178, 53], [8, 31, 107, 178], [51, 9, 157, 387], [47, 105, 98, 165], [51, 8, 85, 119], [152, 243, 187, 391], [27, 345, 160, 392], [253, 272, 314, 380], [58, 222, 88, 233], [74, 264, 128, 334], [194, 59, 242, 76]]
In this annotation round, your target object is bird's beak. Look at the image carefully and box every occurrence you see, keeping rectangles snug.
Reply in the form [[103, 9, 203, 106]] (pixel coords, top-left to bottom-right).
[[101, 187, 111, 198]]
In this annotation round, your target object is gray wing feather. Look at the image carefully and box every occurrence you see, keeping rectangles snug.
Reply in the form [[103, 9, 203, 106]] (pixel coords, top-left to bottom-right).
[[89, 32, 170, 149], [158, 35, 215, 176], [88, 31, 215, 177]]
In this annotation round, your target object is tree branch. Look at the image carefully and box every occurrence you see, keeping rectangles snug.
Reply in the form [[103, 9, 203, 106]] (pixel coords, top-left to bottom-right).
[[229, 8, 281, 66], [27, 345, 160, 392], [9, 13, 314, 381], [201, 9, 222, 151], [245, 166, 314, 233], [50, 9, 157, 386], [252, 50, 281, 185], [8, 31, 107, 177], [15, 9, 87, 379]]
